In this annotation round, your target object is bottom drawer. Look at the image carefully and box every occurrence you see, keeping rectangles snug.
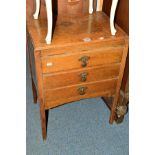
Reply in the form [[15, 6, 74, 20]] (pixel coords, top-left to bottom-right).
[[44, 78, 117, 109]]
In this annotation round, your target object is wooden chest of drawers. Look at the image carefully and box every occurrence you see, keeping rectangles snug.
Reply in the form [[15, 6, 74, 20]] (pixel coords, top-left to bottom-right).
[[27, 12, 128, 140]]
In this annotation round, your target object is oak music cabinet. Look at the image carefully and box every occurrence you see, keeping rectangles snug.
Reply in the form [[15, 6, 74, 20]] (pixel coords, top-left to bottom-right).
[[27, 1, 128, 140]]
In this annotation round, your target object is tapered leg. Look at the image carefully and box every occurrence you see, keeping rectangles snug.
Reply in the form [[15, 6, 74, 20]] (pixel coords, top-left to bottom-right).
[[110, 0, 119, 35], [34, 50, 48, 140], [33, 0, 40, 19], [40, 107, 47, 140], [45, 0, 53, 44], [89, 0, 94, 14]]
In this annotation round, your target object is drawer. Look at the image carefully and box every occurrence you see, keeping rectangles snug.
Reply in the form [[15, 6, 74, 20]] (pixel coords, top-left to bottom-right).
[[44, 78, 117, 109], [43, 64, 120, 89], [41, 47, 123, 73]]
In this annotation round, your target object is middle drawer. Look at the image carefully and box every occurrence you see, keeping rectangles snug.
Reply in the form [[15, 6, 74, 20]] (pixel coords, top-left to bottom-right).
[[43, 64, 120, 90]]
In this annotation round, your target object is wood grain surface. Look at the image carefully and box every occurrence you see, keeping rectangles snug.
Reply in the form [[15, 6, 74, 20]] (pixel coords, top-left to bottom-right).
[[41, 47, 123, 73], [43, 63, 120, 89], [27, 1, 129, 139], [44, 78, 117, 109], [27, 12, 127, 50]]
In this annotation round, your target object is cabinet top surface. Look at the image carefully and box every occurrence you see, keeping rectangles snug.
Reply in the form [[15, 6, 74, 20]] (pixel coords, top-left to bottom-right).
[[27, 12, 128, 50]]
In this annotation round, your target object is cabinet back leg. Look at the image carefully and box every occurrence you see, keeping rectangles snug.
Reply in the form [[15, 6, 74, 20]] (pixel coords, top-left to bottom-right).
[[32, 79, 37, 103], [40, 108, 47, 140]]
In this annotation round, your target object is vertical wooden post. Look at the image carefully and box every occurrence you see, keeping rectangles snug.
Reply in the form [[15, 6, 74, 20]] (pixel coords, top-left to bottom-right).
[[109, 38, 128, 123], [26, 34, 37, 103], [34, 51, 47, 140]]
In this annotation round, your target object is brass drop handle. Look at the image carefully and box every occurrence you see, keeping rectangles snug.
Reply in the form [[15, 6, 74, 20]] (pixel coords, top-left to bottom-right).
[[78, 86, 88, 95], [79, 72, 88, 82], [79, 56, 90, 67]]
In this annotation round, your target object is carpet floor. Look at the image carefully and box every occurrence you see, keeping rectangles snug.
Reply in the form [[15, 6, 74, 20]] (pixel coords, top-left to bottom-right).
[[26, 57, 129, 155]]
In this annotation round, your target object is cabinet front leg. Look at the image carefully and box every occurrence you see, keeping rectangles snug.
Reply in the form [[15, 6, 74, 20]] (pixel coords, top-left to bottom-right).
[[45, 0, 53, 44], [33, 0, 40, 19], [109, 40, 128, 124], [110, 0, 119, 35], [34, 51, 47, 140], [26, 35, 38, 104]]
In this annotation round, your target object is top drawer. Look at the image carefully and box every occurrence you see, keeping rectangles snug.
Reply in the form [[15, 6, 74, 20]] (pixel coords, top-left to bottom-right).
[[41, 47, 123, 73]]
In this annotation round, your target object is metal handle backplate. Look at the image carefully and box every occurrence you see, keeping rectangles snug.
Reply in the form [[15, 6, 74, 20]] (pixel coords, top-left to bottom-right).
[[78, 86, 88, 95], [79, 72, 88, 82], [79, 56, 90, 67]]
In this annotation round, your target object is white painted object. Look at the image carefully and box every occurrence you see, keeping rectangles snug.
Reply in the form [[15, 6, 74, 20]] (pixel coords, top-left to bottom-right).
[[33, 0, 40, 19], [33, 0, 53, 44], [33, 0, 118, 44], [110, 0, 119, 35], [89, 0, 94, 14], [45, 0, 53, 44], [89, 0, 103, 13], [96, 0, 104, 12], [89, 0, 119, 36]]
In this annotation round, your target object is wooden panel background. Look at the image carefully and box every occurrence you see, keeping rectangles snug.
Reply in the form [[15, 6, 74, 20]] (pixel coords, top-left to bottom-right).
[[103, 0, 129, 92], [26, 0, 128, 33], [103, 0, 129, 34], [26, 0, 90, 18]]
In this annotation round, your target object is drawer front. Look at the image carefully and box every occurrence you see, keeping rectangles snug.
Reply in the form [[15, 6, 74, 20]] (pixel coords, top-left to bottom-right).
[[41, 47, 123, 73], [43, 64, 120, 89], [44, 78, 117, 109]]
